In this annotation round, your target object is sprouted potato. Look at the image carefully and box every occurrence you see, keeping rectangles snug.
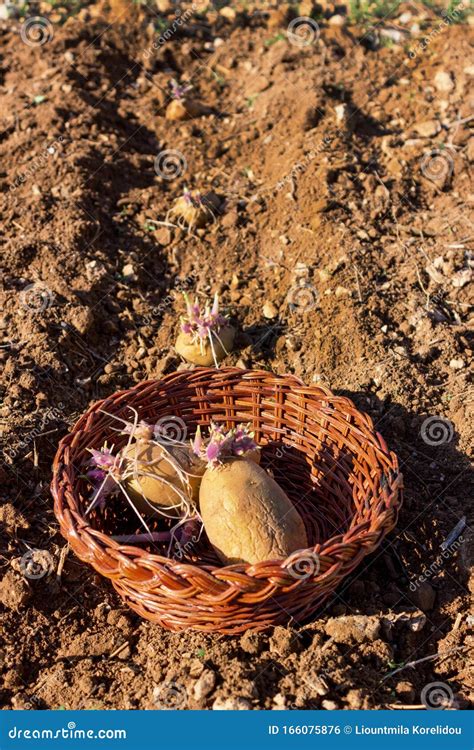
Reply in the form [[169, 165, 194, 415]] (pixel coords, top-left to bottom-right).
[[121, 441, 206, 516], [166, 188, 220, 234], [175, 292, 235, 367], [200, 460, 308, 565], [83, 419, 306, 567], [165, 79, 210, 121], [83, 409, 202, 546], [194, 424, 307, 565]]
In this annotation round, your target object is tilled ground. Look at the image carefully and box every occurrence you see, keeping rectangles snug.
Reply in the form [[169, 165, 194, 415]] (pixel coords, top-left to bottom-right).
[[0, 1, 473, 711]]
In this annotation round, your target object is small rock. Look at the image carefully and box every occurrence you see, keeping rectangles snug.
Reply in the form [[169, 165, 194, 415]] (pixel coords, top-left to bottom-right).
[[407, 613, 427, 632], [328, 14, 345, 26], [266, 5, 290, 30], [219, 6, 236, 21], [156, 0, 173, 12], [334, 103, 346, 123], [269, 626, 294, 656], [434, 71, 454, 93], [70, 306, 93, 336], [0, 3, 19, 19], [464, 65, 474, 77], [193, 669, 216, 701], [263, 301, 278, 319], [221, 210, 238, 229], [122, 263, 136, 281], [0, 570, 30, 610], [321, 699, 339, 710], [155, 227, 171, 246], [395, 680, 415, 702], [414, 120, 441, 138], [299, 0, 315, 16], [239, 632, 265, 655], [0, 503, 29, 534], [272, 692, 287, 710], [335, 285, 351, 297], [412, 581, 436, 611], [212, 696, 251, 710], [449, 358, 465, 370], [324, 615, 381, 643]]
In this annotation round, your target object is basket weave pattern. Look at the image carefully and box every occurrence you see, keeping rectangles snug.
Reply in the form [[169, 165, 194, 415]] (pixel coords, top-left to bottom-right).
[[52, 368, 403, 634]]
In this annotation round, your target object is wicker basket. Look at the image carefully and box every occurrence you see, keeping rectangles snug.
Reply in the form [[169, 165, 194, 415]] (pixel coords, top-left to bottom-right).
[[51, 368, 402, 634]]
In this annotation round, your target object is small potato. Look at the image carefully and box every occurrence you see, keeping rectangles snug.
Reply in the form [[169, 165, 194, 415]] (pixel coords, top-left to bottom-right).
[[175, 325, 235, 367], [121, 442, 205, 516], [199, 458, 307, 565], [165, 99, 211, 121]]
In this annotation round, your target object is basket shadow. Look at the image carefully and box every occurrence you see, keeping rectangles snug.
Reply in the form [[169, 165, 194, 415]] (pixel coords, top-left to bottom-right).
[[325, 390, 471, 624]]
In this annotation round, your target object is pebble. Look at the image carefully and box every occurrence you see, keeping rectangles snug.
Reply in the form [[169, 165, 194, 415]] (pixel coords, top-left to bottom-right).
[[155, 227, 171, 246], [193, 669, 216, 701], [395, 681, 415, 702], [321, 700, 339, 710], [219, 5, 236, 21], [324, 615, 381, 643], [156, 0, 172, 11], [335, 285, 351, 297], [212, 696, 251, 710], [412, 581, 436, 611], [334, 103, 346, 123], [449, 358, 465, 370], [263, 301, 278, 319], [272, 693, 286, 710], [414, 120, 441, 138], [122, 263, 136, 280], [0, 3, 19, 19], [329, 14, 345, 26], [434, 70, 454, 94]]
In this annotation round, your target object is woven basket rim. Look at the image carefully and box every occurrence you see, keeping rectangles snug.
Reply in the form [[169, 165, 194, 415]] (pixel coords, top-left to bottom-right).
[[51, 368, 402, 577]]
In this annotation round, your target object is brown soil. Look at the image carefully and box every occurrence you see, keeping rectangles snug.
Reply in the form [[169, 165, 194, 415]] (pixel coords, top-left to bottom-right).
[[0, 1, 473, 711]]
